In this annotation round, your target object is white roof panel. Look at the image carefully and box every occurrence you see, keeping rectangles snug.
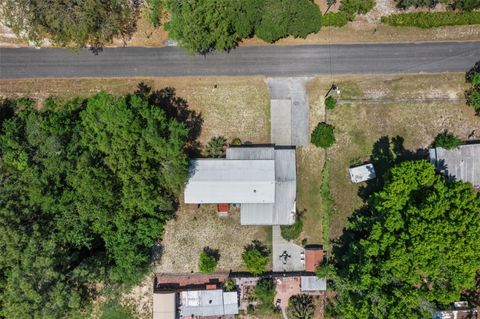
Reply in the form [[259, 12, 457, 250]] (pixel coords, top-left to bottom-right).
[[349, 164, 376, 183], [184, 159, 275, 204], [301, 276, 327, 292]]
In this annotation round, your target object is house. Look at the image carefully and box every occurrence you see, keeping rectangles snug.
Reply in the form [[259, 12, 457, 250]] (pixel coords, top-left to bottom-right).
[[179, 289, 238, 318], [184, 145, 296, 225], [429, 144, 480, 188], [349, 163, 376, 183], [153, 274, 239, 319]]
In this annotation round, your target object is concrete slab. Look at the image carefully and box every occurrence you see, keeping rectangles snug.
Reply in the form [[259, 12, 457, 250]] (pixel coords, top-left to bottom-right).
[[272, 226, 305, 272], [271, 99, 292, 145], [267, 77, 311, 146]]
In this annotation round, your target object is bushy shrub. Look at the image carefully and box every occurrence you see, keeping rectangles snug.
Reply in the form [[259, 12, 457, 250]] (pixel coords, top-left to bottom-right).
[[434, 131, 463, 149], [281, 214, 303, 241], [254, 278, 276, 310], [230, 137, 242, 145], [205, 136, 226, 157], [144, 0, 163, 28], [255, 0, 321, 43], [311, 123, 336, 148], [198, 248, 219, 273], [242, 241, 270, 275], [325, 96, 337, 110], [381, 12, 480, 28], [466, 88, 480, 111], [322, 12, 350, 27], [339, 0, 376, 18]]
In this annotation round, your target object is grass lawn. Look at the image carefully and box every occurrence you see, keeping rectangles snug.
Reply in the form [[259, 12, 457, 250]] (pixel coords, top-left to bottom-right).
[[0, 76, 271, 145], [326, 73, 479, 239], [302, 73, 479, 244]]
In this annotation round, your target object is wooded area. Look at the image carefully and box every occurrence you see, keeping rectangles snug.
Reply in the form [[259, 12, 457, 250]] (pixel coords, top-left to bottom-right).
[[0, 88, 192, 318], [326, 160, 480, 318]]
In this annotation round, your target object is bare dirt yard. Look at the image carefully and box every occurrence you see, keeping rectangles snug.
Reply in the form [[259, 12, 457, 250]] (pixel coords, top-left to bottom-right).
[[0, 76, 271, 145], [306, 73, 480, 240]]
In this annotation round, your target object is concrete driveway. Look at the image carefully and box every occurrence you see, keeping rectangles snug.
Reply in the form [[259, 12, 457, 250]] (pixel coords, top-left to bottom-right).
[[272, 226, 305, 272], [267, 77, 312, 146]]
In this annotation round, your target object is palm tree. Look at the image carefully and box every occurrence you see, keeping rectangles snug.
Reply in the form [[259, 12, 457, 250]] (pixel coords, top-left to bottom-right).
[[287, 294, 315, 319]]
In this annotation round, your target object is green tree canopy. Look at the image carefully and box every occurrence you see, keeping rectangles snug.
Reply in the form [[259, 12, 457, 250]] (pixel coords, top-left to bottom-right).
[[198, 248, 219, 273], [164, 0, 261, 54], [242, 240, 270, 275], [331, 160, 480, 318], [1, 0, 135, 48], [255, 0, 322, 43], [0, 90, 190, 317], [433, 131, 463, 149], [164, 0, 322, 53], [311, 122, 336, 148], [254, 278, 276, 310]]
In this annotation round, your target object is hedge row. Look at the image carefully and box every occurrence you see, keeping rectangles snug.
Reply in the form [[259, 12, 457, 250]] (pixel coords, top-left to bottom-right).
[[381, 11, 480, 28], [323, 12, 350, 27]]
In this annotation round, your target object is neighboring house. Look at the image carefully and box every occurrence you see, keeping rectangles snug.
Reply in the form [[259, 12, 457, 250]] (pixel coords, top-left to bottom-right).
[[349, 163, 376, 183], [429, 144, 480, 188], [184, 145, 297, 225], [153, 274, 238, 319], [179, 289, 238, 318]]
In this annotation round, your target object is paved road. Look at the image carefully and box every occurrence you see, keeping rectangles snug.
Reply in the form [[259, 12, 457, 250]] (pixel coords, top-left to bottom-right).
[[0, 41, 479, 79]]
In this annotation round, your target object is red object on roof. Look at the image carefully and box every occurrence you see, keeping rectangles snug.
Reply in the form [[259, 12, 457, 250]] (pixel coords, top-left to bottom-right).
[[217, 203, 229, 213], [206, 284, 217, 290], [305, 247, 324, 272]]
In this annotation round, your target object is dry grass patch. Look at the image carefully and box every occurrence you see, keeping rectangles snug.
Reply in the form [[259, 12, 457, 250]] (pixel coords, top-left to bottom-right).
[[155, 205, 271, 273], [0, 76, 270, 145], [295, 78, 327, 246], [306, 73, 479, 240]]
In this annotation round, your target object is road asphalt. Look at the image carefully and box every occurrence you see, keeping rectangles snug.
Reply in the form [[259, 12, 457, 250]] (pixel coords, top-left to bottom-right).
[[0, 41, 479, 79]]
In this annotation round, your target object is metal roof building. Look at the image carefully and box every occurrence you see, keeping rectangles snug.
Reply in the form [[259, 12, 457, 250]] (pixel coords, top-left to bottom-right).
[[429, 144, 480, 188], [349, 163, 376, 183], [184, 146, 296, 225], [301, 276, 327, 292], [179, 289, 238, 317]]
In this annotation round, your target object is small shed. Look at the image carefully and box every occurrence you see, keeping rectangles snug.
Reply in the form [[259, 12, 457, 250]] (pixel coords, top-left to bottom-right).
[[301, 276, 327, 292], [349, 164, 376, 183]]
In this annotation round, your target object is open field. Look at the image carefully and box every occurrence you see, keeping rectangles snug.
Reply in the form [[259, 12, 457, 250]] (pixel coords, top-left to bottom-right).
[[0, 77, 271, 145], [310, 73, 480, 240]]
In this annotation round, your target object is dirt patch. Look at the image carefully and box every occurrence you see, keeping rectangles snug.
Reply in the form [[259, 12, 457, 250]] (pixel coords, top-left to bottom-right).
[[155, 205, 271, 273], [0, 76, 271, 145]]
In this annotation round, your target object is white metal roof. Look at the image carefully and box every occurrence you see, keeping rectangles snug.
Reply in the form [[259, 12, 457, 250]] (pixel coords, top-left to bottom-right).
[[430, 144, 480, 188], [184, 159, 275, 204], [349, 163, 376, 183], [179, 289, 238, 317], [301, 276, 327, 292], [153, 293, 176, 319]]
